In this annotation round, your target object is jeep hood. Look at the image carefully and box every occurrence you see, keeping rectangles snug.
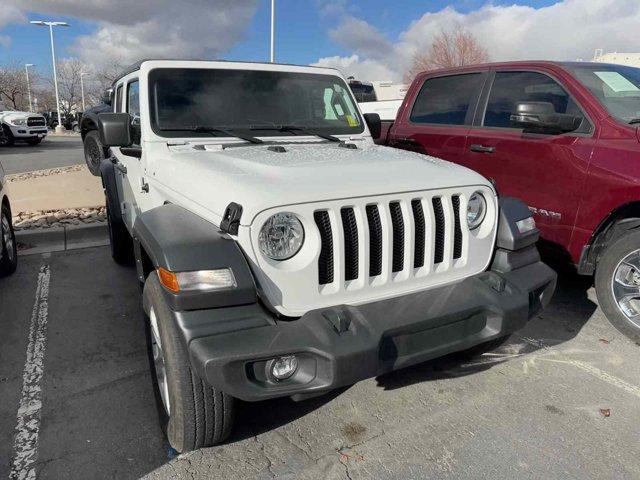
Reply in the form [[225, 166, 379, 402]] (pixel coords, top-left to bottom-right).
[[150, 141, 493, 226]]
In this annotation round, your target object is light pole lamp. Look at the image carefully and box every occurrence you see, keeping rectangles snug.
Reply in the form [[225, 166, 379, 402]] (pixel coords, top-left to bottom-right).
[[30, 20, 69, 132], [80, 72, 89, 113], [25, 64, 35, 112]]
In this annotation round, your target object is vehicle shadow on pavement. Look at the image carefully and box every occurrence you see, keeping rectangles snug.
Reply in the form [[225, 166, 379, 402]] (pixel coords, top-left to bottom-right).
[[375, 267, 597, 391], [224, 265, 597, 443]]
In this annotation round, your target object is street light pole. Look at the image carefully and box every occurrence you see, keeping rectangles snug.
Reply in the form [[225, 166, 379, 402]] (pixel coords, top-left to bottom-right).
[[30, 20, 69, 133], [25, 64, 34, 112], [270, 0, 275, 63], [80, 72, 89, 112]]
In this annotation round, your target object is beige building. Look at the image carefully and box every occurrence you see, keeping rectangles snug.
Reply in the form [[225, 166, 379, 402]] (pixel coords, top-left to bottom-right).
[[593, 50, 640, 67]]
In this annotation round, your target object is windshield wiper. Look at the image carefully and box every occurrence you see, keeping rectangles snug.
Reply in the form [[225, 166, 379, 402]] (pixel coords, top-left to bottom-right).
[[250, 124, 341, 143], [159, 125, 263, 144], [629, 119, 640, 125]]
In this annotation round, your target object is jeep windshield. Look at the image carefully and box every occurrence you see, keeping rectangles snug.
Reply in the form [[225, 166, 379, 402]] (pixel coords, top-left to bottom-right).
[[567, 64, 640, 125], [149, 68, 364, 138]]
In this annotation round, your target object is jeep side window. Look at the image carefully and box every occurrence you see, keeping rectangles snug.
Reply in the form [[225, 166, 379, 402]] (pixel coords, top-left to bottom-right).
[[115, 84, 123, 113], [127, 80, 141, 146], [410, 73, 484, 125], [484, 71, 586, 129]]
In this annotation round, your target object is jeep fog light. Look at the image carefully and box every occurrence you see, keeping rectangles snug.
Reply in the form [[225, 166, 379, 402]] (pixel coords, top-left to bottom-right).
[[467, 192, 487, 230], [157, 267, 236, 292], [269, 355, 299, 381], [259, 212, 304, 260], [516, 216, 536, 233]]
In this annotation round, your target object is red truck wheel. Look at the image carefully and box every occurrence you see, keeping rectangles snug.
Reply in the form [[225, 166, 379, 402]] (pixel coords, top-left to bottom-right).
[[595, 230, 640, 343]]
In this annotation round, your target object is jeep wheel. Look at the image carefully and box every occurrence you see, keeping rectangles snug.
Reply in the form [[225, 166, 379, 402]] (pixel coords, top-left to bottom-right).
[[143, 273, 235, 452], [84, 130, 106, 176], [0, 125, 15, 147], [106, 197, 133, 264], [595, 230, 640, 343], [0, 203, 18, 276]]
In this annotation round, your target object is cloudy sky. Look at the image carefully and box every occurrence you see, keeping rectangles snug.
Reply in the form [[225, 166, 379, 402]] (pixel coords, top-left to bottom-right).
[[2, 0, 640, 81]]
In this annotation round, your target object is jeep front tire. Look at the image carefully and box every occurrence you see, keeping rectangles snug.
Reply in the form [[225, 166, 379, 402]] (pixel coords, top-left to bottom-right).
[[143, 273, 235, 452], [595, 230, 640, 343], [105, 196, 133, 264]]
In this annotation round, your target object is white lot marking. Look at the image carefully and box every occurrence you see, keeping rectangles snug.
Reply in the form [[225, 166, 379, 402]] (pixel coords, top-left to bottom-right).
[[542, 358, 640, 399], [9, 264, 51, 480]]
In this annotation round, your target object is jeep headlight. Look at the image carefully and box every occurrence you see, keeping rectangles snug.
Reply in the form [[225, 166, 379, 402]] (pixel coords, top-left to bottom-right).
[[259, 212, 305, 260], [467, 192, 487, 230], [8, 117, 26, 126]]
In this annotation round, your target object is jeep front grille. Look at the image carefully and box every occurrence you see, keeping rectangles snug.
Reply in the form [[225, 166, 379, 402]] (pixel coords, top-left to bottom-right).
[[249, 186, 496, 318], [314, 210, 334, 285], [316, 193, 469, 286]]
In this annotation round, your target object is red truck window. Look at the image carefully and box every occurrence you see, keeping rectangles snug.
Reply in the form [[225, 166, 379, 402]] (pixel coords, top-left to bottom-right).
[[410, 73, 484, 126], [484, 71, 586, 130]]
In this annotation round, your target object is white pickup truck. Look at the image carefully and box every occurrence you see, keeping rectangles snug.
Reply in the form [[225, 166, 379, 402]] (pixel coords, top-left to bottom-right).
[[93, 59, 556, 452], [0, 110, 48, 146]]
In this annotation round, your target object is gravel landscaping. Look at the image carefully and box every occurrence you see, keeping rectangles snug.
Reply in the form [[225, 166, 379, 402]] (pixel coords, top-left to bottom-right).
[[6, 164, 85, 183], [12, 206, 106, 230]]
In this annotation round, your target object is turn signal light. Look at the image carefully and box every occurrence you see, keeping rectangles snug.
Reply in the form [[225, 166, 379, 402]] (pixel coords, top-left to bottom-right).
[[158, 267, 180, 292], [157, 267, 237, 293]]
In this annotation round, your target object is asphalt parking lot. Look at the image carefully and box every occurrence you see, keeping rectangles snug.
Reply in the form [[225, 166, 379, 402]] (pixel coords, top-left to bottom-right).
[[1, 246, 639, 479], [0, 136, 83, 174]]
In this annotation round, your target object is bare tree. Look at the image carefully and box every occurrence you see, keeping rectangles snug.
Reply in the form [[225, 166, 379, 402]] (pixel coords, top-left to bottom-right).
[[404, 25, 489, 82], [48, 58, 87, 116], [86, 59, 125, 106], [0, 61, 31, 111]]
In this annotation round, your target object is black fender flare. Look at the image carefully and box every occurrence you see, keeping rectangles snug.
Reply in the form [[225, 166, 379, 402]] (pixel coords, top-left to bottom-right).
[[134, 204, 257, 311]]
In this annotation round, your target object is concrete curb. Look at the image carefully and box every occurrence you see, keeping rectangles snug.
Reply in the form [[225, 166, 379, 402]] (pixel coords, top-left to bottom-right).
[[16, 223, 109, 256]]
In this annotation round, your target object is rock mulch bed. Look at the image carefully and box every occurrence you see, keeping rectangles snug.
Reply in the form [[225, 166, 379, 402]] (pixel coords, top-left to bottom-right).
[[6, 164, 86, 183], [13, 206, 106, 231]]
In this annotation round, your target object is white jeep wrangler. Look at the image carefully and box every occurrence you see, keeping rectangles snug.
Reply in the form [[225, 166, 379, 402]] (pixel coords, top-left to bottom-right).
[[0, 110, 48, 146], [96, 59, 556, 452]]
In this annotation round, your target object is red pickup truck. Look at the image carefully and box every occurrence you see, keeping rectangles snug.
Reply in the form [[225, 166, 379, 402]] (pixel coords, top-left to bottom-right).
[[383, 61, 640, 342]]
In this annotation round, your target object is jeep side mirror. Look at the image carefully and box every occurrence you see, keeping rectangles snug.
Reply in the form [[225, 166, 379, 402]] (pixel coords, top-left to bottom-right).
[[510, 101, 582, 134], [98, 113, 132, 147], [364, 113, 381, 139], [101, 88, 113, 106]]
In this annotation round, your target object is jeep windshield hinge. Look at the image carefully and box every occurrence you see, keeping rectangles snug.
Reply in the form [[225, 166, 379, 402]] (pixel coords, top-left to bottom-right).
[[220, 202, 243, 235]]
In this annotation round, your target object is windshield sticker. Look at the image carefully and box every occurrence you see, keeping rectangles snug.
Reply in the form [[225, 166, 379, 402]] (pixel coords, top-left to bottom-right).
[[595, 71, 640, 93], [345, 114, 358, 127], [334, 104, 344, 116]]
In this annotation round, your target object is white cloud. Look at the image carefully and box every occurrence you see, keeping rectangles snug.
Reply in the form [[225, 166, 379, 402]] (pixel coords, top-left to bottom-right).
[[316, 0, 640, 81], [0, 4, 26, 48], [4, 0, 259, 68], [329, 16, 393, 60], [313, 54, 396, 80]]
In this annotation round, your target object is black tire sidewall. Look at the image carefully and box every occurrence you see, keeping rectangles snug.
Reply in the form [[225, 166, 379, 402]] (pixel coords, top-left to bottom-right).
[[1, 125, 15, 146], [595, 230, 640, 343], [105, 196, 132, 264], [83, 130, 105, 176], [0, 204, 17, 276]]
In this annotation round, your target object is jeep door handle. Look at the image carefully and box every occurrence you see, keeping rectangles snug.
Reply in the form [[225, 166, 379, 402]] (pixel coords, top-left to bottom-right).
[[469, 144, 495, 154]]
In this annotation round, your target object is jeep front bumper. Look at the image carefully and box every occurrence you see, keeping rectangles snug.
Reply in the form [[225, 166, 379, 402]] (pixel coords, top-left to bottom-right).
[[175, 259, 555, 402]]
